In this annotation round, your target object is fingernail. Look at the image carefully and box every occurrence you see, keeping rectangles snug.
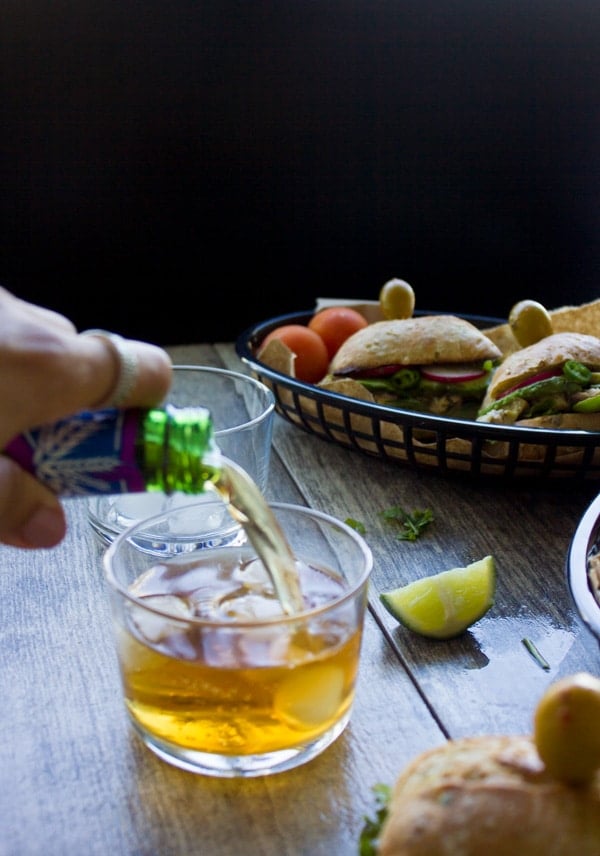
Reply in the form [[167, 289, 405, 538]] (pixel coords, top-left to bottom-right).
[[18, 507, 66, 548]]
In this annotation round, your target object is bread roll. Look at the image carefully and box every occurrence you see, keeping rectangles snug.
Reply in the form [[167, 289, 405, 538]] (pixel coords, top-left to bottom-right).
[[514, 412, 600, 432], [329, 315, 501, 376], [378, 735, 600, 855]]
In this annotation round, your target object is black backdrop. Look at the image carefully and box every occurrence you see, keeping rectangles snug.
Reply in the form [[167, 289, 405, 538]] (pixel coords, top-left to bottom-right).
[[1, 1, 599, 345]]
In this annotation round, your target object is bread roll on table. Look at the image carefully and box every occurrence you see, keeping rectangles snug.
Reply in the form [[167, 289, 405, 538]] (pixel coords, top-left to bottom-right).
[[378, 734, 600, 855]]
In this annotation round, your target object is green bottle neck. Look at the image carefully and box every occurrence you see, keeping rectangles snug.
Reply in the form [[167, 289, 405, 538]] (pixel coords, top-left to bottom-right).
[[139, 405, 222, 494]]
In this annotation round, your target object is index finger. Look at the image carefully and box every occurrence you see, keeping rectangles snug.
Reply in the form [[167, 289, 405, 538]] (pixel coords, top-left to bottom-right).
[[79, 331, 173, 410], [0, 292, 172, 445]]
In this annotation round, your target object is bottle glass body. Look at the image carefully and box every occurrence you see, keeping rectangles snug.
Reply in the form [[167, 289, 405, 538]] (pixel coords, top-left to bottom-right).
[[3, 405, 221, 497]]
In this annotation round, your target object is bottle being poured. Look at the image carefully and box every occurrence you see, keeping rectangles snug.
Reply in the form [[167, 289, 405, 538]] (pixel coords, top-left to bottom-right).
[[3, 403, 305, 615]]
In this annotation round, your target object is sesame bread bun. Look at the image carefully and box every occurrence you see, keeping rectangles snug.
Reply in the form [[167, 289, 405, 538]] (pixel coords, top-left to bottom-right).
[[329, 315, 501, 376], [378, 734, 600, 856], [515, 412, 600, 431]]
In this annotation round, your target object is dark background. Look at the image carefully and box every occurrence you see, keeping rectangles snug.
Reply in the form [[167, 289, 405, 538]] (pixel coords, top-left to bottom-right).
[[1, 1, 599, 345]]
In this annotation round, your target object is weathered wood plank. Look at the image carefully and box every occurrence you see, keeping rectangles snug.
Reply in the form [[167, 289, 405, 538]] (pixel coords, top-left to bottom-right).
[[1, 343, 445, 856]]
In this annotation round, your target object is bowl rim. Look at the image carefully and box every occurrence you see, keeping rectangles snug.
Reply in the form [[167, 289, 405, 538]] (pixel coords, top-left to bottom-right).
[[566, 492, 600, 640]]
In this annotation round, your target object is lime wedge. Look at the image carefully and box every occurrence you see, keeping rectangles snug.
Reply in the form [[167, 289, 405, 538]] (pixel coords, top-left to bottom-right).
[[380, 556, 496, 639]]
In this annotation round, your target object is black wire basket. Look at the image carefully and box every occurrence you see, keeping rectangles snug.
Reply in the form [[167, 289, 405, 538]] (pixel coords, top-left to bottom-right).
[[236, 310, 600, 483]]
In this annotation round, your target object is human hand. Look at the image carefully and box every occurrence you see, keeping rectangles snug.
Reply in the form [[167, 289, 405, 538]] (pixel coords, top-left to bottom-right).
[[0, 286, 173, 548]]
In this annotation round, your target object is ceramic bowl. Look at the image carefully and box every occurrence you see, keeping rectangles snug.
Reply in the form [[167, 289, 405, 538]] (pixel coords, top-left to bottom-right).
[[566, 492, 600, 644]]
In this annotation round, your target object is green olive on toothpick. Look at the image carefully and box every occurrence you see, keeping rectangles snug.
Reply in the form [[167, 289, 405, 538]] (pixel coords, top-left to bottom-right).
[[379, 279, 415, 320], [534, 671, 600, 785], [508, 299, 553, 347]]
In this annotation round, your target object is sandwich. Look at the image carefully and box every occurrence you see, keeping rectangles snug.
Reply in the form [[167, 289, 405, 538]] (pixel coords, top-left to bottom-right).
[[376, 734, 600, 855], [477, 331, 600, 429], [325, 315, 502, 418]]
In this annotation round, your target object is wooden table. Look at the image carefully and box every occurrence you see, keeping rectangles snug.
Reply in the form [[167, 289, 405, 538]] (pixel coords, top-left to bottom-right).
[[2, 343, 599, 856]]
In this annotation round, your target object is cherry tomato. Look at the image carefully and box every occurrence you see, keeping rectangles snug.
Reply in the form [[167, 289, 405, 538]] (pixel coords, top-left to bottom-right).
[[307, 307, 368, 360], [259, 324, 330, 383]]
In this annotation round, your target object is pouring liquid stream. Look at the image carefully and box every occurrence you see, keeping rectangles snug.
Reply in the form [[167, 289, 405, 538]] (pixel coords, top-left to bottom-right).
[[208, 458, 305, 615]]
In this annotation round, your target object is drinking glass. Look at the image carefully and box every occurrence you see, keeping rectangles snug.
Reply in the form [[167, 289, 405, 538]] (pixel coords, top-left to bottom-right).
[[103, 501, 373, 777], [88, 365, 275, 547]]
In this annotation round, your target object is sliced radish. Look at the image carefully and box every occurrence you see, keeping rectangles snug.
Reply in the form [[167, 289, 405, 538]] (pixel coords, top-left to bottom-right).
[[354, 364, 405, 378], [421, 364, 487, 383], [504, 368, 562, 395]]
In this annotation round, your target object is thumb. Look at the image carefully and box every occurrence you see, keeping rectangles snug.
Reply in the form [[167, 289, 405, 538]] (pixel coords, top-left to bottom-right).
[[0, 457, 67, 548]]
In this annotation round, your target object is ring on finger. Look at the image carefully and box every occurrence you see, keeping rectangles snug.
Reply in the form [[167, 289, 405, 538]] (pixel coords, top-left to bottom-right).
[[80, 329, 139, 408]]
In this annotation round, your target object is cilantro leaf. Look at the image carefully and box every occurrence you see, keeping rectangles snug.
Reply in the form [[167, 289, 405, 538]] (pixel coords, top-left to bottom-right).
[[345, 517, 367, 535], [359, 783, 391, 855], [380, 506, 434, 541]]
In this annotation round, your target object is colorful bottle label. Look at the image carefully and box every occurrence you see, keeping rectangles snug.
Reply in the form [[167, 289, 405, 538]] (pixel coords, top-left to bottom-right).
[[4, 409, 146, 496]]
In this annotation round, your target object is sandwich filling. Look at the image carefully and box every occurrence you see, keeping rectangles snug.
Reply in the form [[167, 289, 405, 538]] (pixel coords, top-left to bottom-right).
[[477, 360, 600, 424], [328, 315, 502, 418], [344, 360, 497, 417]]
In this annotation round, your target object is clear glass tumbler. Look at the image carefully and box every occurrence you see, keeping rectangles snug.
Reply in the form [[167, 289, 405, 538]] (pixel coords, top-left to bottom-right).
[[103, 501, 373, 777], [88, 364, 275, 547]]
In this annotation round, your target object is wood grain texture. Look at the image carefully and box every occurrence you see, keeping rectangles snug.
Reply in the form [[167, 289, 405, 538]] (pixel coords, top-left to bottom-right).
[[1, 343, 598, 856]]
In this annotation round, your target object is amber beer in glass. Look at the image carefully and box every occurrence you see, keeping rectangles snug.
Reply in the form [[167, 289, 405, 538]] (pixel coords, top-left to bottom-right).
[[103, 500, 373, 777]]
